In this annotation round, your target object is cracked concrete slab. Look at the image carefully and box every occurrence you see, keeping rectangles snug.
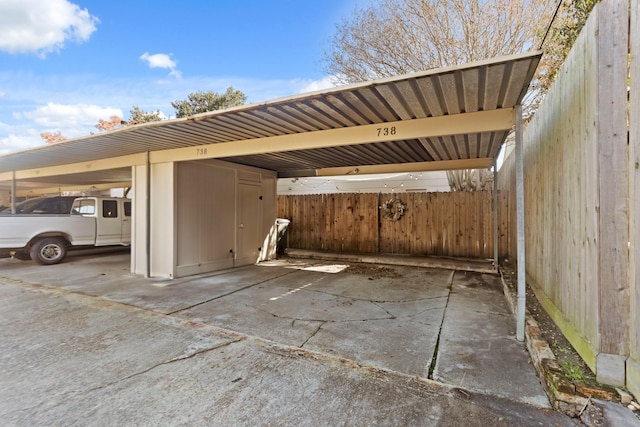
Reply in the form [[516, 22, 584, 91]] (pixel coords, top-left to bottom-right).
[[0, 279, 579, 426], [309, 266, 453, 302], [304, 311, 443, 375], [448, 271, 513, 315], [433, 337, 550, 407], [433, 271, 549, 407], [178, 291, 325, 347], [0, 253, 552, 415], [0, 284, 240, 421]]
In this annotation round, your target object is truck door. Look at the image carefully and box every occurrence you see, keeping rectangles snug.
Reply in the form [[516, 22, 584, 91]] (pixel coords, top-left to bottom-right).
[[95, 199, 125, 246], [121, 200, 132, 244]]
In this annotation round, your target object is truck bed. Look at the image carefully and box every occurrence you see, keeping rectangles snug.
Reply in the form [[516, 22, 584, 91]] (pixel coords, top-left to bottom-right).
[[0, 214, 96, 251]]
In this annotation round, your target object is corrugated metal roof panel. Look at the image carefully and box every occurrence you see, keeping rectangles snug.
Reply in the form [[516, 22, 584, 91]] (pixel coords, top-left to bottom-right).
[[0, 51, 541, 188]]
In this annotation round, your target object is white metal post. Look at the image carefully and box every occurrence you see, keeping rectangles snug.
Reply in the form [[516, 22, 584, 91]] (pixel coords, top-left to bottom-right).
[[515, 105, 526, 341], [146, 152, 151, 278], [11, 171, 16, 214], [493, 157, 499, 268]]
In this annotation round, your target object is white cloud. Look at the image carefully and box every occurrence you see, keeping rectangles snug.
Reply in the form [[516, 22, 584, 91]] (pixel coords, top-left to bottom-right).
[[0, 126, 42, 154], [140, 52, 182, 79], [0, 74, 343, 153], [297, 76, 338, 94], [0, 0, 99, 56], [0, 103, 124, 152], [20, 102, 123, 140]]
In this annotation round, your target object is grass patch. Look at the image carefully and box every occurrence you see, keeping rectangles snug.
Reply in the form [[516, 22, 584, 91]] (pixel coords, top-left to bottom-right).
[[559, 359, 586, 383]]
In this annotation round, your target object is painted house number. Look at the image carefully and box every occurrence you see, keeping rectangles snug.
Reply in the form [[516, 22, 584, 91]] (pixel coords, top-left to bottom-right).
[[196, 148, 208, 156], [377, 126, 397, 137]]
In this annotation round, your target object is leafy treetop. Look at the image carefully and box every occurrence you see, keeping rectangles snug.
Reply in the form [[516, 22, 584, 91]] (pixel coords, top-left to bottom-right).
[[171, 87, 247, 118]]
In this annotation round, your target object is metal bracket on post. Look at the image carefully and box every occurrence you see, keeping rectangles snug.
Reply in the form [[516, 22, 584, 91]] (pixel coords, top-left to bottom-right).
[[515, 105, 526, 341]]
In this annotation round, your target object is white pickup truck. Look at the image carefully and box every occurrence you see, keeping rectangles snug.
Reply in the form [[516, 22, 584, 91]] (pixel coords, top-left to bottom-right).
[[0, 197, 131, 265]]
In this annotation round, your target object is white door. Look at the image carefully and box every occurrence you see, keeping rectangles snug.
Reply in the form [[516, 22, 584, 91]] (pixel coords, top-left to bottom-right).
[[236, 183, 262, 266]]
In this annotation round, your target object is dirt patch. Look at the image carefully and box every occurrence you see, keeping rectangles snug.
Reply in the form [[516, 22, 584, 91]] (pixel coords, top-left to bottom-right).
[[344, 264, 402, 280], [500, 267, 621, 399]]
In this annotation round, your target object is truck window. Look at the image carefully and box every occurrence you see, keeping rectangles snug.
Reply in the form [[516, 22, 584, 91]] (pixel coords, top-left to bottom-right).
[[103, 200, 118, 218], [45, 198, 74, 214], [72, 200, 95, 215], [124, 201, 132, 217]]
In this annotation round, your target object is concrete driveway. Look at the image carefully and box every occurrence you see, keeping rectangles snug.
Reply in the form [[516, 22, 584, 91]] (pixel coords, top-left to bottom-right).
[[12, 251, 632, 425], [0, 251, 546, 405]]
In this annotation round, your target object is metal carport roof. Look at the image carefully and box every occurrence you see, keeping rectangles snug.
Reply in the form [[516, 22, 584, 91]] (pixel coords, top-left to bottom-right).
[[0, 50, 541, 195]]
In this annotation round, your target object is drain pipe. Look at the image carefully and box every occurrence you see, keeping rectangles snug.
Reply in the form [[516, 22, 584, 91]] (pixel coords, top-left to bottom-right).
[[515, 105, 526, 341]]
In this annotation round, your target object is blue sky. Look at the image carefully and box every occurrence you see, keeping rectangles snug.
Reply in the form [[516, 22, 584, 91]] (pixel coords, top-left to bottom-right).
[[0, 0, 374, 154]]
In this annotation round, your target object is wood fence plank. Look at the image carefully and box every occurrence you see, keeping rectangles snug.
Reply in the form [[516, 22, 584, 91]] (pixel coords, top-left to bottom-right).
[[596, 0, 629, 360], [277, 190, 504, 258], [628, 0, 640, 396]]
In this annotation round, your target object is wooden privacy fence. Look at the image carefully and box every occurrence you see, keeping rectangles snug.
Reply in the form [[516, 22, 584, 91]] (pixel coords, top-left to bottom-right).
[[277, 192, 509, 259]]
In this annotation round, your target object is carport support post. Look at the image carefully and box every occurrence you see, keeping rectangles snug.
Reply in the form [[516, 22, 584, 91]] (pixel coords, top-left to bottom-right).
[[515, 105, 526, 341], [11, 171, 16, 214], [493, 157, 498, 268]]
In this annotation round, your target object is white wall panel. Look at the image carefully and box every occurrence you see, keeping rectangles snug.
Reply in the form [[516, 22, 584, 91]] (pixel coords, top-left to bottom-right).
[[150, 162, 175, 278], [131, 164, 147, 276], [176, 161, 236, 276]]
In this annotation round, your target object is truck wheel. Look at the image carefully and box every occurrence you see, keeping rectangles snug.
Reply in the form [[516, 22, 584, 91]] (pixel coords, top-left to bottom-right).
[[30, 237, 68, 265]]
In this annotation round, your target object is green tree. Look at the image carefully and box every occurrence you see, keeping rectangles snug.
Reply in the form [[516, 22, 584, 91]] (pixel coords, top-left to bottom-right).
[[171, 87, 247, 118], [95, 106, 163, 132], [127, 105, 163, 125], [534, 0, 599, 97]]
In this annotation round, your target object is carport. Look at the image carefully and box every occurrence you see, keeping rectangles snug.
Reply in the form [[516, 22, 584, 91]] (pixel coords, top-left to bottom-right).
[[0, 51, 540, 339]]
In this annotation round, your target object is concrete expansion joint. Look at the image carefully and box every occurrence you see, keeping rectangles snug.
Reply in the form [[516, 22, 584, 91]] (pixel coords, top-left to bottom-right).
[[87, 338, 245, 393], [308, 288, 448, 305], [371, 301, 397, 319], [300, 321, 326, 348], [468, 309, 513, 317], [259, 306, 394, 324], [264, 340, 448, 392], [447, 335, 524, 343], [0, 274, 149, 316], [428, 272, 455, 380], [166, 273, 301, 316], [0, 274, 62, 294]]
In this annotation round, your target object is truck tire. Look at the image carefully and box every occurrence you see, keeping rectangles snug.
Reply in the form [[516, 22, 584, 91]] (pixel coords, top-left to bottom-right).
[[30, 237, 68, 265]]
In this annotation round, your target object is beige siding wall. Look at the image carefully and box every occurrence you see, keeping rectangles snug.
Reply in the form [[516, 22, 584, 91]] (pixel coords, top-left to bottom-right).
[[174, 159, 277, 278], [150, 162, 176, 278], [176, 161, 236, 276], [131, 164, 148, 276]]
